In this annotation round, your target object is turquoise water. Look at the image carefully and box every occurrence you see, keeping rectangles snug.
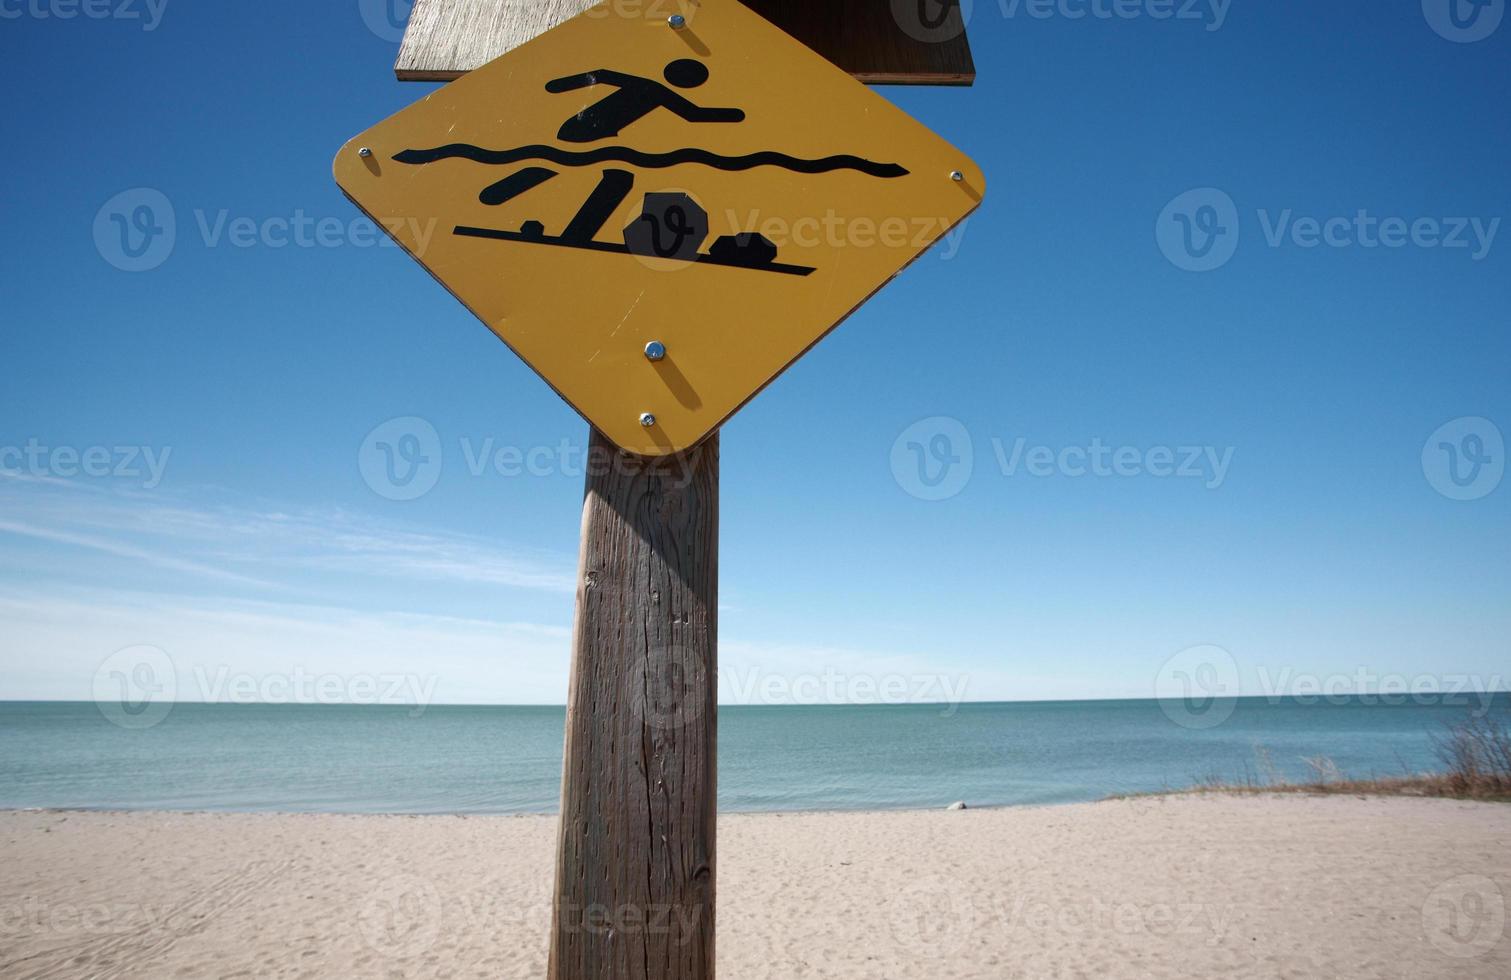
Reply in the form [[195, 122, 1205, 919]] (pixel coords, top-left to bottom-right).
[[0, 696, 1505, 814]]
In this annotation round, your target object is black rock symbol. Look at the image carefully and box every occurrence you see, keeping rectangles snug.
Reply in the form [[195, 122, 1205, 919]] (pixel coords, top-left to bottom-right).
[[623, 193, 708, 261], [708, 232, 779, 269]]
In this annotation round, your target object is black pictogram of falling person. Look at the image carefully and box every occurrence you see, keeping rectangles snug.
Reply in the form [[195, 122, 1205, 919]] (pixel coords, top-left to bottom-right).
[[548, 59, 745, 143]]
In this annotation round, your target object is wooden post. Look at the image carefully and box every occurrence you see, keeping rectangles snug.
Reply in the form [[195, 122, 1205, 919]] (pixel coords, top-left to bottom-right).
[[395, 0, 975, 85], [549, 428, 718, 980]]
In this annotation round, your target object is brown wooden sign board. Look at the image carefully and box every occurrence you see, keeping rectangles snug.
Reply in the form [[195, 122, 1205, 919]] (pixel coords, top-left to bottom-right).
[[395, 0, 976, 85]]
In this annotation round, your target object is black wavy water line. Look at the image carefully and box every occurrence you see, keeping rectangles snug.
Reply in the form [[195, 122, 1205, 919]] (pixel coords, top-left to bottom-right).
[[393, 143, 908, 178]]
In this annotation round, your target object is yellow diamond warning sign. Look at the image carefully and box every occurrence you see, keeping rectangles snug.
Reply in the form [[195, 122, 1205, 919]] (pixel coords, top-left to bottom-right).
[[335, 0, 984, 456]]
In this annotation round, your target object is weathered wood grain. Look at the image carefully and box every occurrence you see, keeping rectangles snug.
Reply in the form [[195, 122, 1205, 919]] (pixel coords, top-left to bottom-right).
[[395, 0, 975, 85], [549, 429, 719, 980]]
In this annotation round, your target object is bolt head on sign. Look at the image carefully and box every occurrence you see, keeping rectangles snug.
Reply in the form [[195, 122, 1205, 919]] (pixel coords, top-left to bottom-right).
[[335, 0, 983, 456]]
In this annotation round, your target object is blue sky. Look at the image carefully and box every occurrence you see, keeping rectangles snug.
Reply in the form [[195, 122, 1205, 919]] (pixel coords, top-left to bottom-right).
[[2, 0, 1507, 706]]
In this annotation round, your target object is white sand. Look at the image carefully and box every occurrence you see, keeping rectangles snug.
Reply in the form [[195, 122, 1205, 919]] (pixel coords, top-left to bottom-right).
[[1, 795, 1508, 979]]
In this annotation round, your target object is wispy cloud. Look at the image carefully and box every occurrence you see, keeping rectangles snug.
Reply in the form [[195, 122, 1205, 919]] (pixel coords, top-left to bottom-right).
[[0, 587, 572, 704], [0, 472, 576, 597], [0, 517, 275, 587], [0, 475, 1003, 705]]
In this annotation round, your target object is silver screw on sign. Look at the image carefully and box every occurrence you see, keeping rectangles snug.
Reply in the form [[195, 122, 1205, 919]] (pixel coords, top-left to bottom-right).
[[639, 413, 657, 428], [668, 14, 686, 28], [644, 341, 667, 362]]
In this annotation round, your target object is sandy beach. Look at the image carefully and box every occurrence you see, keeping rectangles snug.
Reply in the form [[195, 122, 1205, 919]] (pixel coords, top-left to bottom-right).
[[1, 795, 1507, 979]]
